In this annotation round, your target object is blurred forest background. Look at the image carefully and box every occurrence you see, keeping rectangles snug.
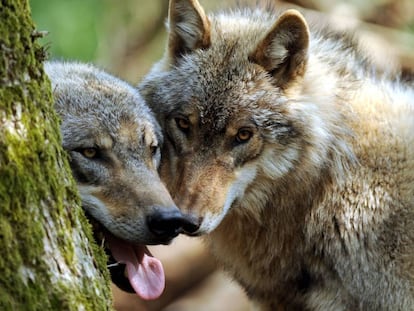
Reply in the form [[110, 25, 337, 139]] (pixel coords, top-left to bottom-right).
[[30, 0, 414, 84]]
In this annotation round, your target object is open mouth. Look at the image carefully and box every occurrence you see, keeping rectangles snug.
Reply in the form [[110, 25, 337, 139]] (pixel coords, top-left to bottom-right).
[[88, 215, 165, 300]]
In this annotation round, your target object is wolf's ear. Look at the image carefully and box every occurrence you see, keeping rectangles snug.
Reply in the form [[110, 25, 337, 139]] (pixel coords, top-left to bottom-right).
[[249, 10, 309, 87], [167, 0, 211, 64]]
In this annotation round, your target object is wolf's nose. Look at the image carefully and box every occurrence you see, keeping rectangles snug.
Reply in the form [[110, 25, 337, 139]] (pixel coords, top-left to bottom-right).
[[180, 217, 200, 235], [147, 208, 199, 241]]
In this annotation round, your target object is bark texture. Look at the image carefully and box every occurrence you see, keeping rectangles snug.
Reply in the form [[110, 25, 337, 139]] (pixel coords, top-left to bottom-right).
[[0, 1, 113, 310]]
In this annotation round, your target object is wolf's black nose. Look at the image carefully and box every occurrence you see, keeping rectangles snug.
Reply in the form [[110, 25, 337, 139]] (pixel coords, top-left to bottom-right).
[[147, 208, 199, 242], [180, 217, 200, 235]]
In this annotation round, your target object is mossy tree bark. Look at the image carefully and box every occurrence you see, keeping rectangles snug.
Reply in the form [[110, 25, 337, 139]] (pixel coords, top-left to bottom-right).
[[0, 1, 113, 310]]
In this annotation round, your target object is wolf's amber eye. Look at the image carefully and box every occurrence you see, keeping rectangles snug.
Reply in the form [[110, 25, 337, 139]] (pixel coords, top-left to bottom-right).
[[81, 148, 98, 159], [175, 117, 190, 132], [235, 129, 253, 143]]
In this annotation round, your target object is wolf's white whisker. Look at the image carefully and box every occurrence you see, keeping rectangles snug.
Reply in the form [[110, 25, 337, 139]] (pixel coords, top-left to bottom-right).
[[106, 262, 121, 268]]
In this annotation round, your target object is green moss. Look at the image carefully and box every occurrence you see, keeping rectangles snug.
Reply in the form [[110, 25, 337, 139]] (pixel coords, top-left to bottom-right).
[[0, 0, 112, 310]]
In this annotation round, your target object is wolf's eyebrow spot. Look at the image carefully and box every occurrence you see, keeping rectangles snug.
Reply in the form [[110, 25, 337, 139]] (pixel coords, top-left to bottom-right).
[[97, 136, 113, 149], [142, 123, 158, 147], [118, 120, 141, 145]]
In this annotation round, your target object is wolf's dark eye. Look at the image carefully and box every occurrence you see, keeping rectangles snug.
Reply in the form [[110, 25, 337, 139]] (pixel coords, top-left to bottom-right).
[[175, 117, 190, 132], [235, 129, 253, 144], [150, 145, 159, 157]]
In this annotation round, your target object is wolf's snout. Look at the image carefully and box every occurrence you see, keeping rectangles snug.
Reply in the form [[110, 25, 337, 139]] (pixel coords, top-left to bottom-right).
[[146, 208, 199, 242]]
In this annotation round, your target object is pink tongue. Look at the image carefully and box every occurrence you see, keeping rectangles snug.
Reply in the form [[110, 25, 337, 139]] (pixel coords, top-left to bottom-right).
[[107, 237, 165, 300]]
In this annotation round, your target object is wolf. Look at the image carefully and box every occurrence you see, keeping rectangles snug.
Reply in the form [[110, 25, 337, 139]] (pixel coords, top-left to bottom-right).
[[138, 0, 414, 309], [44, 61, 198, 300]]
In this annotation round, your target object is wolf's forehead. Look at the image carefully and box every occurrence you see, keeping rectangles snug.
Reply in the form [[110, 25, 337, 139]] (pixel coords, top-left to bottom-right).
[[191, 77, 263, 121], [167, 48, 276, 128], [179, 98, 255, 134]]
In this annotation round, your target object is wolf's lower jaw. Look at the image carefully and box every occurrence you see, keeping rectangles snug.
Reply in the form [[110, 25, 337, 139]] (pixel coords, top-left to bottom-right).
[[105, 249, 135, 293], [86, 214, 134, 292]]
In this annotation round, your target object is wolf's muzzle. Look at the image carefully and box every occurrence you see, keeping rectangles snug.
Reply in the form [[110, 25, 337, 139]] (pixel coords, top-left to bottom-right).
[[146, 207, 200, 243]]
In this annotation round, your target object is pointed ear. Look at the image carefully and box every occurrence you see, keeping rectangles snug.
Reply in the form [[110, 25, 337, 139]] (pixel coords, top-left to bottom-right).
[[168, 0, 211, 63], [249, 10, 310, 87]]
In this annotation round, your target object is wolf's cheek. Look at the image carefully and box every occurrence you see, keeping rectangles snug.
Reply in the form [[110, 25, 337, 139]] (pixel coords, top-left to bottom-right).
[[68, 152, 110, 185], [199, 165, 257, 234]]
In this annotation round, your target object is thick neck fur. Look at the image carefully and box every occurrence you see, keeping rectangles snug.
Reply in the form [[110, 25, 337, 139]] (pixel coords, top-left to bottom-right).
[[207, 150, 338, 305]]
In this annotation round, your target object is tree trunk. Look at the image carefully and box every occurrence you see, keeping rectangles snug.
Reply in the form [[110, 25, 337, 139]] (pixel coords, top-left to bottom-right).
[[0, 1, 113, 310]]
